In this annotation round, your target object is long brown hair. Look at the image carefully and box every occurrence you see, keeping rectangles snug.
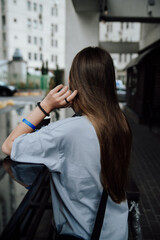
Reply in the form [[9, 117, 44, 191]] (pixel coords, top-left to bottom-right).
[[69, 47, 132, 203]]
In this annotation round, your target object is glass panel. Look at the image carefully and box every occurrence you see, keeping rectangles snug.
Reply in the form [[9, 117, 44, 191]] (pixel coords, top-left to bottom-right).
[[0, 104, 36, 234]]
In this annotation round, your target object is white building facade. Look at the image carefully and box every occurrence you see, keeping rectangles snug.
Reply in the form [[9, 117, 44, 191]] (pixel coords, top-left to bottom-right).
[[0, 0, 65, 71], [99, 21, 140, 82]]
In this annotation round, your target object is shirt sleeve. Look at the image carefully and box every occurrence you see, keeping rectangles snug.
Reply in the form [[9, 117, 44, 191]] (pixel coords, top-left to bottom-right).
[[11, 123, 64, 172]]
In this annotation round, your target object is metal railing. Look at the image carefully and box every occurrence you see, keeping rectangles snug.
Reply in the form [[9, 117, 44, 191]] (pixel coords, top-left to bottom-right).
[[0, 159, 142, 240], [0, 163, 54, 240]]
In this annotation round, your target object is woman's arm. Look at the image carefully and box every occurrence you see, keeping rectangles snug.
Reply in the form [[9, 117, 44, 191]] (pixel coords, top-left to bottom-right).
[[2, 84, 77, 156]]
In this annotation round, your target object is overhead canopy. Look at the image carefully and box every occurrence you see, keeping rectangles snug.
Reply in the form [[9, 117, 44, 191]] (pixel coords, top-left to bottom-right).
[[99, 42, 139, 54], [72, 0, 160, 23], [125, 46, 156, 69], [72, 0, 99, 12]]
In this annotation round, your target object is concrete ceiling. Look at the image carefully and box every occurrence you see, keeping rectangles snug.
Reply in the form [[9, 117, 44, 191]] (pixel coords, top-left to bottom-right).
[[72, 0, 160, 22], [72, 0, 99, 12], [99, 42, 139, 54]]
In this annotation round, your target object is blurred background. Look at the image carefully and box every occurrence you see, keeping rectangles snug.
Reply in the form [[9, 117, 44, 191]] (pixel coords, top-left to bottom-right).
[[0, 0, 160, 239]]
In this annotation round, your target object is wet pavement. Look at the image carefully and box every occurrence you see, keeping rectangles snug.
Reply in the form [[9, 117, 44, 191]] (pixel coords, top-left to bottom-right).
[[127, 116, 160, 240], [0, 94, 43, 104]]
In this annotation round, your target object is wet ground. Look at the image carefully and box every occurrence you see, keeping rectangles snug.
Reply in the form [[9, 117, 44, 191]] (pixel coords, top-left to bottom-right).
[[0, 94, 43, 104], [127, 116, 160, 240]]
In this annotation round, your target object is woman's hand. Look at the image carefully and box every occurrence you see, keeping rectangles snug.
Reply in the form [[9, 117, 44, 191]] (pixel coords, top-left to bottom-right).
[[2, 84, 78, 156], [41, 84, 78, 113]]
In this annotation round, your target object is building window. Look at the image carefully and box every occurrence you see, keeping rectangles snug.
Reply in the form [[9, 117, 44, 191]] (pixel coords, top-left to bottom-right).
[[126, 22, 129, 29], [2, 15, 5, 31], [28, 52, 31, 60], [3, 50, 6, 58], [2, 15, 6, 25], [40, 53, 43, 61], [51, 39, 58, 47], [127, 54, 130, 62], [51, 24, 58, 34], [40, 38, 43, 45], [28, 36, 31, 43], [122, 54, 125, 62], [27, 1, 31, 11], [34, 53, 37, 60], [130, 54, 132, 61], [40, 4, 43, 13], [14, 18, 17, 22], [3, 32, 6, 41], [13, 0, 17, 3], [121, 22, 123, 30], [34, 36, 37, 44], [51, 55, 58, 63], [1, 0, 5, 12], [39, 20, 43, 30], [110, 24, 113, 32], [33, 20, 37, 29], [119, 54, 122, 63], [34, 3, 37, 11], [51, 4, 58, 16], [107, 23, 112, 32], [27, 18, 31, 28], [124, 54, 127, 62]]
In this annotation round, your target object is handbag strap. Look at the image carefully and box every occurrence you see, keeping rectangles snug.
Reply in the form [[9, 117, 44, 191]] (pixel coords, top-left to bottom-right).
[[90, 190, 108, 240]]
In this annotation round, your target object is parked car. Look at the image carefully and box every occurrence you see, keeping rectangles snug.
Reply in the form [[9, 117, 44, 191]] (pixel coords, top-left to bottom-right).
[[116, 80, 126, 102], [0, 81, 17, 96]]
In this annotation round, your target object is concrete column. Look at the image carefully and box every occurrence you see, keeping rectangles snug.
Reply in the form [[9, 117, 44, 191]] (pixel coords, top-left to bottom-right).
[[65, 0, 99, 117]]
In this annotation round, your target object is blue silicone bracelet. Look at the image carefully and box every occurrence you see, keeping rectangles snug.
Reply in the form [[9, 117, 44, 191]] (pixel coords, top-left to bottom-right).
[[22, 118, 36, 130]]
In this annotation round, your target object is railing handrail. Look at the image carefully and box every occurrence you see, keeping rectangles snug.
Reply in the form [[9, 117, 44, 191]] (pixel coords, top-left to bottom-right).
[[0, 164, 52, 240]]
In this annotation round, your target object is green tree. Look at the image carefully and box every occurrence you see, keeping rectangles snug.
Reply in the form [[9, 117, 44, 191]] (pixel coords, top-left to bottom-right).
[[46, 61, 48, 75], [54, 64, 63, 86], [41, 61, 45, 75]]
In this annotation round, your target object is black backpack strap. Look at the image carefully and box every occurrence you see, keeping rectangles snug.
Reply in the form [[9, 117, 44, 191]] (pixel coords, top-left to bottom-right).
[[90, 190, 108, 240]]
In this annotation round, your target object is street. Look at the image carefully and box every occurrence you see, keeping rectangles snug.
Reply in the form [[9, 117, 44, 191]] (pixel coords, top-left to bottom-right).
[[0, 94, 44, 104]]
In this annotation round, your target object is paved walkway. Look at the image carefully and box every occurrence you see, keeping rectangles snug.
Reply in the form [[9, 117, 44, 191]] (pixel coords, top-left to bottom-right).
[[127, 117, 160, 240]]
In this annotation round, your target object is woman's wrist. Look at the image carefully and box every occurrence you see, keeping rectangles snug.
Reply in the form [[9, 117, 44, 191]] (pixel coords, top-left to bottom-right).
[[37, 102, 50, 116], [40, 100, 53, 114]]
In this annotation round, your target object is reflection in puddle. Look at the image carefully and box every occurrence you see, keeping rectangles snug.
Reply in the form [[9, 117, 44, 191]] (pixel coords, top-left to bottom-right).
[[0, 103, 35, 234], [0, 102, 66, 234]]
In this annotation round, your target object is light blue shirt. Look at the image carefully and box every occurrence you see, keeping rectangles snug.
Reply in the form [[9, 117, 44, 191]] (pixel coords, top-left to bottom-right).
[[11, 116, 128, 240]]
